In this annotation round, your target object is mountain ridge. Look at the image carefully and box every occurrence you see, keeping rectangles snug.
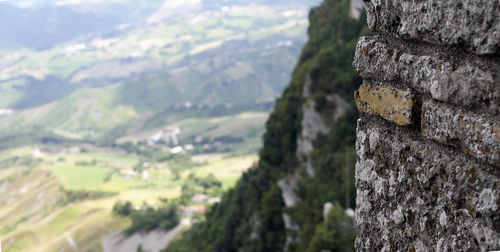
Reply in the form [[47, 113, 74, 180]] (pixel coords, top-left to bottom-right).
[[168, 0, 368, 250]]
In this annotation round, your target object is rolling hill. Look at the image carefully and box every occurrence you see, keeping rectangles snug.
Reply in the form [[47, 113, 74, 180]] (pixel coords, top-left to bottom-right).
[[0, 0, 320, 145]]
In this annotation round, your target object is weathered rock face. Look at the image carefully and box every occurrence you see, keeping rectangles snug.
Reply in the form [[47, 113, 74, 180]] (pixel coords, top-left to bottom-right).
[[362, 0, 500, 54], [354, 0, 500, 251]]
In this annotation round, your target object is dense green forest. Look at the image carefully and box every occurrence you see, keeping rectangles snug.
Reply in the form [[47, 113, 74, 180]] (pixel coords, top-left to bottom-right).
[[168, 0, 369, 251]]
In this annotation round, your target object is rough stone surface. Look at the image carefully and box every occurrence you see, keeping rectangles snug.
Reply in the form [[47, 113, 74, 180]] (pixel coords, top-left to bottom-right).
[[354, 0, 500, 250], [353, 35, 500, 116], [297, 75, 330, 177], [422, 99, 500, 167], [354, 83, 415, 126], [277, 172, 302, 208], [356, 117, 499, 251], [362, 0, 500, 54], [349, 0, 364, 20]]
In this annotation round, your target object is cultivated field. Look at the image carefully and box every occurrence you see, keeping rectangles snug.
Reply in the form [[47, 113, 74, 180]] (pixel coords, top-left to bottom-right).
[[0, 146, 257, 252]]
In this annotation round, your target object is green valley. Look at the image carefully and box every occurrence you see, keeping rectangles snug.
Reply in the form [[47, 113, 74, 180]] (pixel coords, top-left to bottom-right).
[[0, 0, 320, 250], [0, 0, 369, 251], [0, 144, 258, 251], [0, 0, 318, 142]]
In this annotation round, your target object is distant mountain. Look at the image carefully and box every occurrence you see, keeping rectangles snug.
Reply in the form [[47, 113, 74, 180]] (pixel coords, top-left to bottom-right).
[[115, 36, 303, 111], [0, 4, 121, 50], [0, 0, 319, 145]]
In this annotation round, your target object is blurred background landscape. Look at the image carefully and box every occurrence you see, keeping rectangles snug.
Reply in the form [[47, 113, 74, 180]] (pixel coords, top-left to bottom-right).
[[0, 0, 323, 251]]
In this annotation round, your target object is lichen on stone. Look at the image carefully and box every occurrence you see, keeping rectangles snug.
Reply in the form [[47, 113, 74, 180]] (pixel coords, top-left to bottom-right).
[[354, 83, 414, 126]]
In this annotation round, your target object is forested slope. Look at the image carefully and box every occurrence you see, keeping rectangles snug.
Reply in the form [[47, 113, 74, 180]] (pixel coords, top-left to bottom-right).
[[169, 0, 369, 251]]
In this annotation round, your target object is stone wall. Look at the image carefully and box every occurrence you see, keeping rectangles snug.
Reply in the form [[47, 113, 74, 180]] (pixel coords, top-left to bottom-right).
[[353, 0, 499, 251]]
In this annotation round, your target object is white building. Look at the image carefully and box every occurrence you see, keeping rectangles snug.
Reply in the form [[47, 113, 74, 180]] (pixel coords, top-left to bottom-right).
[[147, 125, 181, 146]]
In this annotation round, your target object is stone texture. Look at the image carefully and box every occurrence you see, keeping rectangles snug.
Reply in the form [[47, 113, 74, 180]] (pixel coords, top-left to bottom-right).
[[421, 99, 500, 167], [278, 173, 302, 208], [361, 0, 500, 54], [354, 0, 500, 250], [353, 35, 500, 116], [297, 76, 330, 177], [356, 116, 499, 251], [354, 83, 414, 126], [349, 0, 364, 20]]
